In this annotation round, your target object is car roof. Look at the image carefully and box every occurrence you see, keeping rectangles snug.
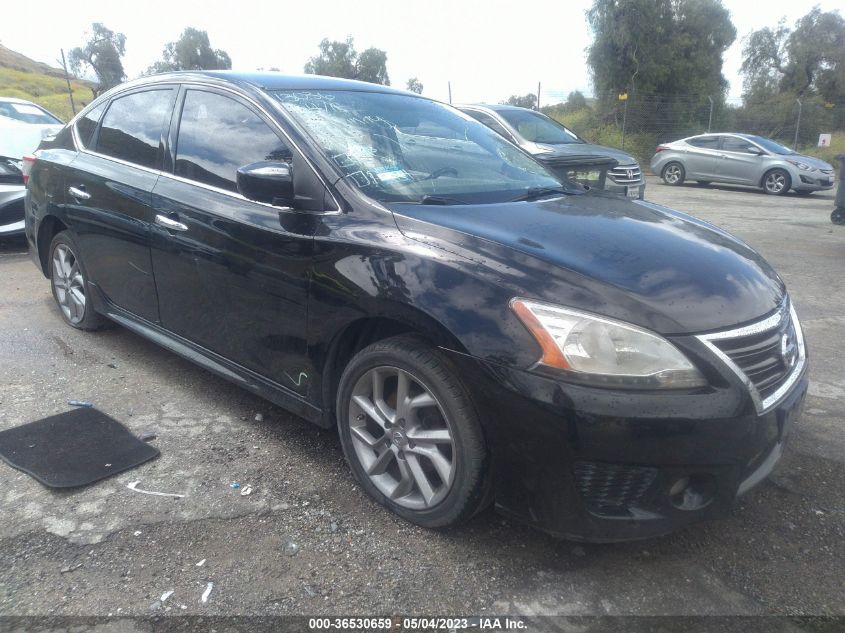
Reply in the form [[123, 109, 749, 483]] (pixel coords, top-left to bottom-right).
[[0, 96, 39, 106], [126, 70, 408, 95], [457, 103, 534, 113]]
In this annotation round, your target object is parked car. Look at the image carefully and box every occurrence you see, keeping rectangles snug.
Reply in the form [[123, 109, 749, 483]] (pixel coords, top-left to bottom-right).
[[650, 133, 835, 196], [458, 104, 646, 199], [25, 72, 807, 541], [0, 97, 63, 236]]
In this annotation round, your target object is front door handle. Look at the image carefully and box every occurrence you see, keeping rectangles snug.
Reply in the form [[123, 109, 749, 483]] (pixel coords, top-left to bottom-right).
[[155, 214, 188, 232], [68, 186, 90, 201]]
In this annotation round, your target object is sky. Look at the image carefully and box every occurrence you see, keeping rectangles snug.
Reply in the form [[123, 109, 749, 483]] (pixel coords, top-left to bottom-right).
[[1, 0, 841, 105]]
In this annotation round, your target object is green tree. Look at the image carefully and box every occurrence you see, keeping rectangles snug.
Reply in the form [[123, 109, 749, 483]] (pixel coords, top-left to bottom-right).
[[406, 77, 423, 94], [741, 8, 845, 102], [68, 23, 126, 97], [564, 90, 587, 111], [503, 93, 537, 109], [148, 28, 232, 73], [586, 0, 736, 97], [304, 37, 390, 85]]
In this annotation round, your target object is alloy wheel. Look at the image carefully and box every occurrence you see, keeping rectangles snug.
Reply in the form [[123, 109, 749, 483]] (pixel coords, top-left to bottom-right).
[[765, 171, 787, 194], [348, 366, 456, 510], [664, 164, 682, 184], [52, 244, 86, 324]]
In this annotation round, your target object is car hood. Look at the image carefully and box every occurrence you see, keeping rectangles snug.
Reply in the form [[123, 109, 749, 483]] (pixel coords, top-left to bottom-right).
[[0, 120, 62, 159], [532, 142, 637, 166], [790, 154, 834, 170], [389, 194, 785, 335]]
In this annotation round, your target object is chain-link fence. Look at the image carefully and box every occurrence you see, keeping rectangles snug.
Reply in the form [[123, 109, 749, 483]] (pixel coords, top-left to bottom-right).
[[540, 90, 844, 165]]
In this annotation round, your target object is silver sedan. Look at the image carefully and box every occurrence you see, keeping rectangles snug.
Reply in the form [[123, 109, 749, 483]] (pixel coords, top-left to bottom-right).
[[650, 133, 835, 196]]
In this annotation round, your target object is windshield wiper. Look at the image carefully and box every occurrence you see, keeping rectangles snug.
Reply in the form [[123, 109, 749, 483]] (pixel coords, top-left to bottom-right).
[[510, 186, 569, 202], [418, 195, 467, 205]]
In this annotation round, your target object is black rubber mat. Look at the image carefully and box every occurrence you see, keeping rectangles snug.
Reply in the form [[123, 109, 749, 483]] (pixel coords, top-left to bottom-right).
[[0, 408, 159, 488]]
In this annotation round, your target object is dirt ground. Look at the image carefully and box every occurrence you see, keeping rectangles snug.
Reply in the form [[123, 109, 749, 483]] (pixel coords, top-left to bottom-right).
[[0, 176, 842, 620]]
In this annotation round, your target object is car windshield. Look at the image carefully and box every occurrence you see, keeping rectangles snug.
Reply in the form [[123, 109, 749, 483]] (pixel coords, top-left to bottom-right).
[[745, 135, 795, 155], [0, 101, 62, 125], [496, 109, 582, 145], [272, 90, 562, 204]]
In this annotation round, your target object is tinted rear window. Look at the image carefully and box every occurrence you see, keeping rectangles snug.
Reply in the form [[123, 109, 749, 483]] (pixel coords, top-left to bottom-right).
[[97, 89, 174, 169]]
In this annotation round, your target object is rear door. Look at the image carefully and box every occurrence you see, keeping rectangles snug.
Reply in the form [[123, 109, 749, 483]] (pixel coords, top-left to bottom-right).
[[683, 135, 722, 180], [67, 87, 176, 322], [717, 136, 763, 185], [149, 86, 326, 395]]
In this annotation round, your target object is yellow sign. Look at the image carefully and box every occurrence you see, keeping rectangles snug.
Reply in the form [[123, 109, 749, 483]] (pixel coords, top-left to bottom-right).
[[618, 93, 628, 101]]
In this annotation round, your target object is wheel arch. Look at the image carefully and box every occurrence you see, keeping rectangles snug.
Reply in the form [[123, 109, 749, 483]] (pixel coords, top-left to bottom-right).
[[36, 215, 68, 277], [318, 309, 469, 428]]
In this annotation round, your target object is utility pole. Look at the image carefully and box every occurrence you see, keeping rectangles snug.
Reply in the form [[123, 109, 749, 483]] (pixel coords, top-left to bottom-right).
[[536, 82, 541, 111], [59, 49, 76, 116], [448, 81, 452, 105], [793, 98, 802, 149], [707, 95, 714, 133]]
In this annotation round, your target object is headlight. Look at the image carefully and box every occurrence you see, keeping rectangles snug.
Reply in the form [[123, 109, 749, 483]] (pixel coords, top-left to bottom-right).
[[786, 159, 815, 171], [511, 299, 707, 389]]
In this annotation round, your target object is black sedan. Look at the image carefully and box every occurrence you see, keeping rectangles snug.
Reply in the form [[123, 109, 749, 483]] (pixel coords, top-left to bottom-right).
[[24, 72, 807, 541]]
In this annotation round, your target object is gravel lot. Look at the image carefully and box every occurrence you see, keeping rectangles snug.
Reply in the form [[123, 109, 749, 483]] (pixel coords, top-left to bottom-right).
[[0, 176, 842, 619]]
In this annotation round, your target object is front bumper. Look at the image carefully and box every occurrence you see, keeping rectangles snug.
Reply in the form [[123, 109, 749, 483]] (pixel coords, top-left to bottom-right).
[[0, 183, 25, 236], [446, 347, 808, 542], [793, 171, 835, 192]]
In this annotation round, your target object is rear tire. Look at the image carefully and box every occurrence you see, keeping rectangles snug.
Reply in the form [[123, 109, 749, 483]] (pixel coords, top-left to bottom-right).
[[336, 335, 490, 528], [762, 168, 791, 196], [661, 162, 685, 186], [49, 231, 106, 330]]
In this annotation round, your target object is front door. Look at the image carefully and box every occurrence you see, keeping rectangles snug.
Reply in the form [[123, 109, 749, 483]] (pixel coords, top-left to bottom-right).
[[717, 136, 764, 185], [149, 87, 319, 396]]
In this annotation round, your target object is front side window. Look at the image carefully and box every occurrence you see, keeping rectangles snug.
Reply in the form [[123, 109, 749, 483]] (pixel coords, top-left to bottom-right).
[[97, 89, 174, 169], [496, 109, 582, 145], [273, 90, 560, 204], [720, 136, 759, 154], [175, 90, 291, 193]]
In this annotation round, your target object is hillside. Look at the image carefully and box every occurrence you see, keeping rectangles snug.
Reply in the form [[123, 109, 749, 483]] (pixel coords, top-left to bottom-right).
[[0, 44, 95, 121]]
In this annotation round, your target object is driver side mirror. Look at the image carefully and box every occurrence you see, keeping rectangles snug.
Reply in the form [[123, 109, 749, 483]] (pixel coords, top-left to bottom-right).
[[237, 161, 294, 207]]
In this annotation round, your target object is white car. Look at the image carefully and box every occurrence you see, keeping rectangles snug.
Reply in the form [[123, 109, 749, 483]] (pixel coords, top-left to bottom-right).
[[0, 97, 63, 236]]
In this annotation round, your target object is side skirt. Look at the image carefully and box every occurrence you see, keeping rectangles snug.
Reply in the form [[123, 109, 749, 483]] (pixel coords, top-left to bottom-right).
[[88, 282, 328, 427]]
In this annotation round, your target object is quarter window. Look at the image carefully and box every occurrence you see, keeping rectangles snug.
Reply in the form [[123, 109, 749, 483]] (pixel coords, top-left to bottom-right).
[[175, 90, 291, 193], [76, 102, 107, 149], [97, 89, 174, 169]]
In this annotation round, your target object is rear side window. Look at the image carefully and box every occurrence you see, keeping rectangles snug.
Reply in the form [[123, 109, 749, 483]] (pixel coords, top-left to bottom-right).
[[75, 102, 107, 149], [687, 136, 719, 149], [97, 89, 174, 169], [175, 90, 291, 193]]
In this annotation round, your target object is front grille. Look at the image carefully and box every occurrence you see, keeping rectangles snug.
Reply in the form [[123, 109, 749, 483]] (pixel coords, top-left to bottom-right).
[[700, 302, 805, 412], [607, 164, 643, 184], [573, 461, 657, 514]]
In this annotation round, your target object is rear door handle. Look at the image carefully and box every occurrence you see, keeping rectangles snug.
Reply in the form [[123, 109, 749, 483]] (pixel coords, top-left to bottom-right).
[[68, 186, 90, 201], [155, 214, 188, 232]]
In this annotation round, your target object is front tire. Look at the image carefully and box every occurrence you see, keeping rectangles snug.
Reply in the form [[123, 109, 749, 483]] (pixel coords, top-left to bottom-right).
[[336, 335, 490, 528], [763, 168, 791, 196], [661, 162, 685, 186], [49, 231, 105, 330]]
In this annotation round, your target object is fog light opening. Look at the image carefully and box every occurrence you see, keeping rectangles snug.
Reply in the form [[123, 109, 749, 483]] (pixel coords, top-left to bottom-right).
[[669, 474, 715, 511]]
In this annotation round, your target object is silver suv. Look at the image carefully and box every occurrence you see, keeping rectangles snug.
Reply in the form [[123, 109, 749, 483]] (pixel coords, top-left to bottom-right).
[[650, 133, 835, 196], [458, 104, 646, 199]]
